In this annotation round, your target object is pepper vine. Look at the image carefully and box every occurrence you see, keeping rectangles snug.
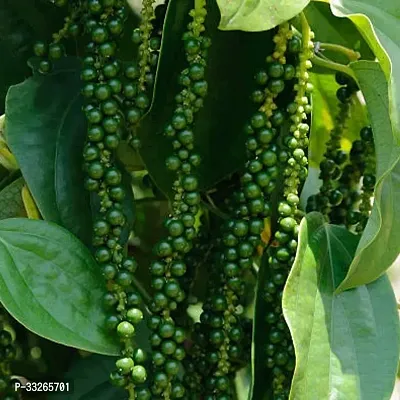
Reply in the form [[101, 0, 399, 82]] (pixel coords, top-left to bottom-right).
[[0, 1, 395, 400]]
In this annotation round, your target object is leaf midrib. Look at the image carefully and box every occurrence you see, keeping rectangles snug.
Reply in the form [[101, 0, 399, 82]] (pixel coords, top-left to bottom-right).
[[301, 224, 361, 398], [0, 230, 113, 353]]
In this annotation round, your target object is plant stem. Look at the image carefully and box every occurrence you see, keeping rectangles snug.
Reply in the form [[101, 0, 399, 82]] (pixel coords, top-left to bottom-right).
[[21, 185, 41, 219], [312, 54, 356, 80], [127, 383, 135, 400], [300, 12, 311, 46], [318, 42, 360, 62], [132, 277, 152, 305], [0, 145, 19, 171], [195, 0, 205, 12], [201, 199, 229, 220]]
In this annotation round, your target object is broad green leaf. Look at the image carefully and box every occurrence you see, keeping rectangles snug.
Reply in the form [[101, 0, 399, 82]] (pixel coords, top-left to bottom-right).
[[48, 355, 125, 400], [0, 0, 65, 113], [139, 0, 275, 196], [304, 2, 374, 64], [327, 0, 400, 140], [283, 212, 400, 400], [0, 177, 26, 220], [309, 72, 368, 167], [0, 218, 119, 356], [337, 61, 400, 291], [216, 0, 310, 32], [5, 57, 92, 245]]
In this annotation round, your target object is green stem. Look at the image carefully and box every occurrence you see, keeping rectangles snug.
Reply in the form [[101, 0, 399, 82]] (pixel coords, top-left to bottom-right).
[[201, 200, 229, 220], [132, 277, 152, 305], [300, 12, 311, 46], [127, 384, 135, 400], [312, 54, 356, 80], [195, 0, 206, 11], [0, 145, 19, 171], [319, 42, 360, 62]]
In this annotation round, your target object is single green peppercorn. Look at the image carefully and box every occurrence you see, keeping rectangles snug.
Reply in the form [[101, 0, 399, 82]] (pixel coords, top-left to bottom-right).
[[267, 62, 284, 78], [110, 371, 128, 387], [116, 357, 134, 374], [117, 321, 135, 338], [48, 43, 64, 60], [127, 308, 143, 324], [131, 365, 147, 384]]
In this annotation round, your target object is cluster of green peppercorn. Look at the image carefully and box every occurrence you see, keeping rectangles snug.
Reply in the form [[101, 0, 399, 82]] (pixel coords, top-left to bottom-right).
[[258, 16, 314, 399], [22, 2, 379, 400], [307, 72, 359, 217], [307, 71, 376, 234], [181, 19, 314, 400], [145, 1, 211, 398], [328, 125, 375, 231], [77, 1, 152, 398]]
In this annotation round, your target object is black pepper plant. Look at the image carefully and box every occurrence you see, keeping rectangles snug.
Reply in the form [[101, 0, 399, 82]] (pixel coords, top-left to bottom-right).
[[0, 1, 399, 400]]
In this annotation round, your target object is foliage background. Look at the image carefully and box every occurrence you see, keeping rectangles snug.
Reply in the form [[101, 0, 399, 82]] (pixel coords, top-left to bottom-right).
[[0, 0, 399, 399]]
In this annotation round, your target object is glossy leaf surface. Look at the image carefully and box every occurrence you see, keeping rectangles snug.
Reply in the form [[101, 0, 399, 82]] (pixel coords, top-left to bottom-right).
[[328, 0, 400, 139], [48, 355, 125, 400], [283, 212, 399, 400], [5, 58, 92, 245], [216, 0, 310, 32], [0, 218, 119, 356], [0, 0, 64, 113], [337, 61, 400, 290]]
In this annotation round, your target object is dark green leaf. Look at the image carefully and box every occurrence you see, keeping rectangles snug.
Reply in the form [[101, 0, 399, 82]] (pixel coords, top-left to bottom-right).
[[308, 72, 368, 167], [337, 61, 400, 291], [127, 199, 170, 294], [283, 212, 399, 400], [5, 57, 92, 245], [117, 141, 146, 172], [0, 169, 22, 191], [328, 0, 400, 140], [115, 5, 140, 62], [0, 177, 26, 220], [48, 355, 125, 400], [0, 218, 119, 356], [0, 0, 70, 113], [139, 0, 275, 196], [216, 0, 310, 31], [0, 165, 8, 184]]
